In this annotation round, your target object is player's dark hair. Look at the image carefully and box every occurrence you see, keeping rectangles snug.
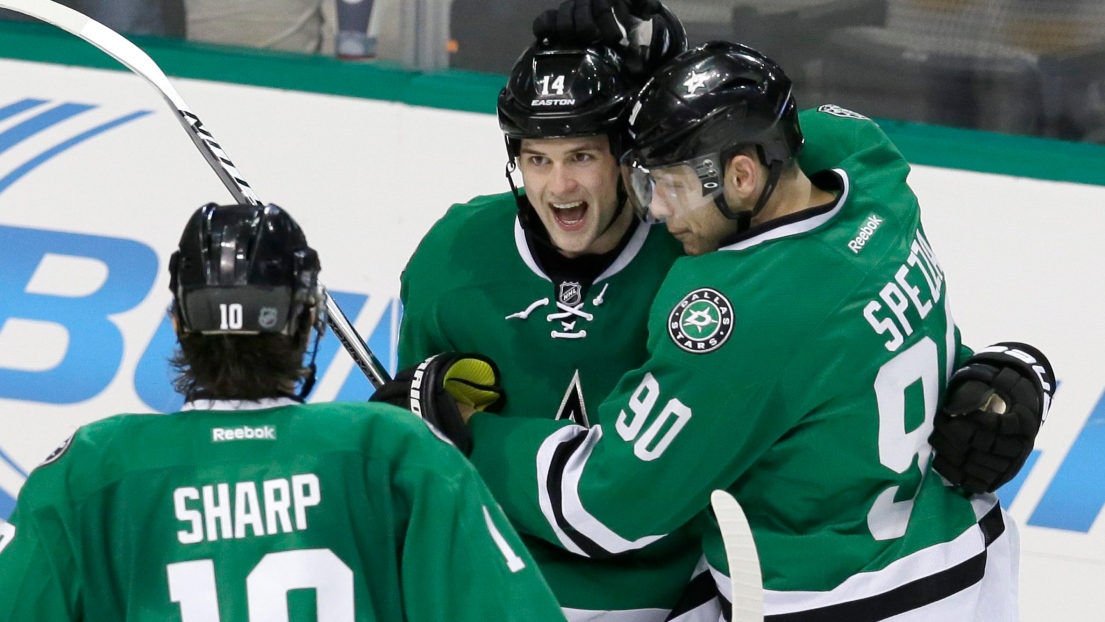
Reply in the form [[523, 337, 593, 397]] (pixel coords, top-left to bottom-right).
[[170, 310, 313, 401]]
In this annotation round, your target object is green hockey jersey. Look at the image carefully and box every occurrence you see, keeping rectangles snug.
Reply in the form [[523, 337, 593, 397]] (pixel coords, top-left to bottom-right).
[[399, 196, 707, 618], [0, 398, 564, 622], [466, 107, 1001, 620]]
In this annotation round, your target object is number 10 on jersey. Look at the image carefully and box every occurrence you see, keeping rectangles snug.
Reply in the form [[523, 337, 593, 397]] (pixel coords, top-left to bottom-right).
[[168, 549, 353, 620]]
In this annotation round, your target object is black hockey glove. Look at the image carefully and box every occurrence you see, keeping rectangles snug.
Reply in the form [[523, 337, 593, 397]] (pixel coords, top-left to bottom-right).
[[532, 0, 687, 75], [930, 343, 1055, 495], [369, 353, 504, 455]]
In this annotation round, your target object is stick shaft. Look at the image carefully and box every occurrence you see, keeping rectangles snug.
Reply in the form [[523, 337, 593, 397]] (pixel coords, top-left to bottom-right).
[[711, 489, 764, 622]]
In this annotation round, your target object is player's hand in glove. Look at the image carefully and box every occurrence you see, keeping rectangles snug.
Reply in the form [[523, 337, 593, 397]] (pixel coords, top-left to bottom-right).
[[532, 0, 687, 75], [930, 342, 1055, 494], [370, 353, 504, 455]]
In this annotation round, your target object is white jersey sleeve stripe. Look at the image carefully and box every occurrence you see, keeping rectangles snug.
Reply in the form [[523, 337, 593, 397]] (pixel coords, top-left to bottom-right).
[[537, 425, 589, 556], [763, 500, 1000, 615], [538, 424, 668, 556], [561, 425, 667, 553], [707, 561, 733, 603]]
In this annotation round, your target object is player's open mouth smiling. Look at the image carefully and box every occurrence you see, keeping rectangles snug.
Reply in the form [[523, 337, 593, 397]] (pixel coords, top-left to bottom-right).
[[551, 200, 588, 230]]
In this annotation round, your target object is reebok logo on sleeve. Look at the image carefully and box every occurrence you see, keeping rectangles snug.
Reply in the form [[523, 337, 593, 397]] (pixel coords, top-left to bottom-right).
[[849, 214, 884, 254], [212, 425, 277, 442]]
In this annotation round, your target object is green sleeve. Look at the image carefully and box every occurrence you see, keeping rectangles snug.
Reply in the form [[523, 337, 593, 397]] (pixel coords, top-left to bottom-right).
[[797, 107, 906, 178], [468, 342, 792, 556], [397, 268, 452, 369], [468, 415, 576, 538], [955, 327, 975, 368], [0, 492, 80, 621], [400, 459, 565, 622]]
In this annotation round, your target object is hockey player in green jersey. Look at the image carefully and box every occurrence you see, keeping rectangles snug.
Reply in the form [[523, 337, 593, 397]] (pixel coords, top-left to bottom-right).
[[381, 6, 1053, 620], [388, 36, 718, 622], [417, 42, 1056, 620], [0, 203, 565, 622], [379, 4, 1052, 621], [524, 0, 1054, 513]]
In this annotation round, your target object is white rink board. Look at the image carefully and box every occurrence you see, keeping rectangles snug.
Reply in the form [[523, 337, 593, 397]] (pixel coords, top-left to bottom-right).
[[0, 58, 1102, 620]]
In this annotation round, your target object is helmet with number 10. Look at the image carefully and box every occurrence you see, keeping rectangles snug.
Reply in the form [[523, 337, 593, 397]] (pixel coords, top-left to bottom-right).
[[168, 203, 326, 401]]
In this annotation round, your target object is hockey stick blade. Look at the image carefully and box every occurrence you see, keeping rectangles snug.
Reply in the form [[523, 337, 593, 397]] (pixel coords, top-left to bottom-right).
[[711, 489, 764, 622], [1, 0, 391, 388]]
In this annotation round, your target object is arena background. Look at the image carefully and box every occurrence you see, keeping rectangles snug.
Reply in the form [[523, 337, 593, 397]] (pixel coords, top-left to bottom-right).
[[0, 20, 1102, 620]]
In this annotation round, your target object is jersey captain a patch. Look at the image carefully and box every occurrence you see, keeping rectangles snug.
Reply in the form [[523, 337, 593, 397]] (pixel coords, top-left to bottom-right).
[[668, 287, 734, 354]]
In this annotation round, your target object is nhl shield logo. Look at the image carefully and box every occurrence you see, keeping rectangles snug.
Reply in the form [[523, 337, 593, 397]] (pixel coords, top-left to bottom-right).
[[559, 281, 583, 306], [668, 288, 734, 354], [258, 307, 279, 330]]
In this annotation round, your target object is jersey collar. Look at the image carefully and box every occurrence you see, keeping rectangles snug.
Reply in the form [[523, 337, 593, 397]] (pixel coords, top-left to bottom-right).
[[182, 397, 300, 412], [719, 168, 850, 253], [514, 214, 653, 284]]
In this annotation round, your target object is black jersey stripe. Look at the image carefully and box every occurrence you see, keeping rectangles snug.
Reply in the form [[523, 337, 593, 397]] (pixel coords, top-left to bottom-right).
[[665, 568, 721, 621], [545, 430, 612, 558], [765, 506, 1005, 622]]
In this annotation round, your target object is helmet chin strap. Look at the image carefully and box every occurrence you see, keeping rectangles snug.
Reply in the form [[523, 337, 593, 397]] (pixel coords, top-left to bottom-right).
[[711, 159, 783, 233], [294, 301, 327, 402], [505, 157, 555, 251]]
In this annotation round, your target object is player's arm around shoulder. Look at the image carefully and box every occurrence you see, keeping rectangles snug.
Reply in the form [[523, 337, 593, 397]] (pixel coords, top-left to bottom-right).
[[479, 264, 811, 556], [465, 413, 577, 539], [392, 427, 565, 622], [797, 105, 909, 183]]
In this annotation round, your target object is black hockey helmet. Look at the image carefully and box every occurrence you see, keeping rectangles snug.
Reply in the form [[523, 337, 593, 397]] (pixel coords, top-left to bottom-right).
[[169, 203, 323, 338], [497, 40, 642, 251], [623, 41, 803, 228], [498, 40, 637, 159]]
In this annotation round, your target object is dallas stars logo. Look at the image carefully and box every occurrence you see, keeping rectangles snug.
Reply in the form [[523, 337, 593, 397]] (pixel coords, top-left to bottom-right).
[[683, 71, 710, 94], [668, 287, 734, 354]]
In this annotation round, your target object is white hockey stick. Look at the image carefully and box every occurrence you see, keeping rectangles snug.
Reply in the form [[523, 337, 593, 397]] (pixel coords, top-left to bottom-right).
[[711, 490, 764, 622], [0, 0, 391, 388]]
